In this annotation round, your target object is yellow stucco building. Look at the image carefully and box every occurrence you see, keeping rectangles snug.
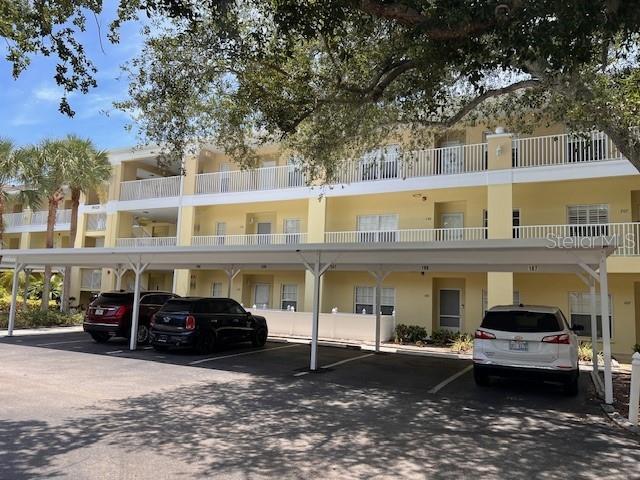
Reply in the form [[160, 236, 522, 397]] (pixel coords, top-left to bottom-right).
[[4, 123, 640, 359]]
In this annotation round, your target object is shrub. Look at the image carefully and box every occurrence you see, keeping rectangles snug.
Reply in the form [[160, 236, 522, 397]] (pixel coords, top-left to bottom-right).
[[578, 342, 594, 362], [0, 293, 58, 313], [450, 333, 473, 353], [0, 309, 83, 330], [394, 324, 429, 344], [430, 329, 457, 347]]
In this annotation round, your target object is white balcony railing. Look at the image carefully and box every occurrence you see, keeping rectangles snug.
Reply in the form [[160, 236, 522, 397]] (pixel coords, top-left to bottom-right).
[[119, 176, 181, 201], [195, 165, 306, 195], [515, 223, 640, 256], [325, 227, 488, 244], [85, 212, 107, 232], [81, 269, 102, 290], [192, 233, 308, 246], [1, 209, 72, 230], [116, 237, 177, 248], [332, 143, 488, 185], [513, 132, 625, 168]]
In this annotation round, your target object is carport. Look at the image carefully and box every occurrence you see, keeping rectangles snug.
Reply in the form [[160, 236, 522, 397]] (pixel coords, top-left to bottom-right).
[[1, 239, 616, 402]]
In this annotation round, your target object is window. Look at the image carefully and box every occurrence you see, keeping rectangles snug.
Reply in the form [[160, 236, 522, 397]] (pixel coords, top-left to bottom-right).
[[215, 222, 226, 245], [140, 294, 172, 306], [224, 300, 246, 315], [354, 286, 395, 315], [482, 209, 488, 239], [567, 204, 609, 236], [482, 290, 521, 316], [481, 310, 562, 333], [512, 208, 521, 239], [569, 292, 613, 338], [284, 218, 301, 244], [211, 282, 223, 297], [281, 284, 298, 310], [356, 214, 398, 242]]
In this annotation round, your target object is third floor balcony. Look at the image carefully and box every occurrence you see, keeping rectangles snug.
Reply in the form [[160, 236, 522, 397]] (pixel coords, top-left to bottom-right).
[[2, 209, 72, 233]]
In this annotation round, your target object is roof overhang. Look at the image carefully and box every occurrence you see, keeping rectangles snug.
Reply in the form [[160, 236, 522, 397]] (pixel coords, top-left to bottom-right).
[[0, 239, 616, 274]]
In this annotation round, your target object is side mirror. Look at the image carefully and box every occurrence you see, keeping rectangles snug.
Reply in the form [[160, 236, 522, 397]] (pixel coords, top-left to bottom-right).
[[571, 325, 585, 332]]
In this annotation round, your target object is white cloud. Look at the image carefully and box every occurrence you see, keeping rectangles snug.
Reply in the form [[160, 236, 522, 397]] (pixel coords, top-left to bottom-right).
[[33, 85, 65, 102]]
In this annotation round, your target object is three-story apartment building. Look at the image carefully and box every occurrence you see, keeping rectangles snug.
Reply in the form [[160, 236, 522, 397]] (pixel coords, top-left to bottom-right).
[[4, 123, 640, 359]]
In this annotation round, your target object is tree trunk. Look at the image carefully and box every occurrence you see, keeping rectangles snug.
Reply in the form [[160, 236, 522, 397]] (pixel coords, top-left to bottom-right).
[[41, 194, 60, 312], [0, 197, 4, 268], [61, 188, 81, 313]]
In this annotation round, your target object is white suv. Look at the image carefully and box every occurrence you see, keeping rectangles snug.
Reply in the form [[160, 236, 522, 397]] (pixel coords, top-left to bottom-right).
[[473, 305, 582, 395]]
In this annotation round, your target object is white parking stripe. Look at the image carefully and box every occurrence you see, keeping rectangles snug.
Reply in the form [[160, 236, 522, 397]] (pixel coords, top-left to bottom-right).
[[106, 350, 124, 354], [294, 353, 374, 377], [428, 365, 473, 394], [189, 344, 300, 365], [36, 339, 89, 347]]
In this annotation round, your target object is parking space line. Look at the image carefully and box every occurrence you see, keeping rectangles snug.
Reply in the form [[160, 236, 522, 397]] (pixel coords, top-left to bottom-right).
[[294, 353, 375, 377], [428, 365, 473, 394], [36, 339, 89, 347], [189, 344, 301, 365], [106, 350, 124, 354]]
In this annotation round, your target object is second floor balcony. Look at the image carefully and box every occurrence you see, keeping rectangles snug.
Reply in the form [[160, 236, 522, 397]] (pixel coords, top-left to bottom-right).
[[2, 209, 72, 233], [193, 233, 308, 246], [119, 176, 182, 201], [116, 236, 177, 248]]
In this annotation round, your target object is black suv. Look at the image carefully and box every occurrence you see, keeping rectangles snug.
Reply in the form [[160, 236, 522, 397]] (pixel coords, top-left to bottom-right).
[[149, 297, 268, 354]]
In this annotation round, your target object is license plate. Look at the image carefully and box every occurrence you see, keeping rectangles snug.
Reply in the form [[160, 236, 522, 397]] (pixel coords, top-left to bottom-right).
[[157, 335, 168, 343], [509, 340, 528, 351], [95, 308, 104, 315]]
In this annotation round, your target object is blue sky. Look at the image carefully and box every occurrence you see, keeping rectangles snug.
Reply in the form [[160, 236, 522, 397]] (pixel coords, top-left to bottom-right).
[[0, 1, 144, 150]]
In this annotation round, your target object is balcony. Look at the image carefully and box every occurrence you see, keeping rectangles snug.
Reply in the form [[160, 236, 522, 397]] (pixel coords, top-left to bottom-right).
[[119, 176, 181, 201], [193, 233, 308, 246], [116, 237, 177, 248], [2, 209, 72, 232], [85, 212, 107, 232], [195, 165, 306, 195], [325, 227, 488, 243], [514, 223, 640, 256]]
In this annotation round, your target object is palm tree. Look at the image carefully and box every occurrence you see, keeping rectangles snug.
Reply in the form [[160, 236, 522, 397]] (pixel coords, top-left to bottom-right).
[[15, 140, 69, 311], [60, 135, 110, 312]]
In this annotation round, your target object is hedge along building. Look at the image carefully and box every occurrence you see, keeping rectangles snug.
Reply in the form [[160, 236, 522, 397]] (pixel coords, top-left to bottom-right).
[[1, 122, 640, 361]]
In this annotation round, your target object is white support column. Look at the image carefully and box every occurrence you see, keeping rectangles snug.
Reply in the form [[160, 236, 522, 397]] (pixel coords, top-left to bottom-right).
[[590, 279, 598, 375], [224, 266, 241, 298], [114, 264, 126, 291], [23, 268, 31, 301], [59, 266, 67, 312], [8, 262, 24, 336], [629, 352, 640, 425], [599, 254, 613, 404], [128, 260, 149, 351], [370, 270, 390, 353], [310, 255, 321, 371]]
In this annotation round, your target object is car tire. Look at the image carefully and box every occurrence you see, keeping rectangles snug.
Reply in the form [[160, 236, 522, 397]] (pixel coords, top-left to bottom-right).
[[136, 324, 150, 345], [564, 373, 579, 396], [252, 327, 268, 347], [90, 332, 110, 344], [152, 344, 169, 352], [195, 331, 216, 355], [473, 366, 490, 387]]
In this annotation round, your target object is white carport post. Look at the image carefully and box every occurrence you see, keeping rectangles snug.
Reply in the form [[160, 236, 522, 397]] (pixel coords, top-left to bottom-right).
[[114, 264, 126, 291], [370, 270, 389, 353], [599, 254, 613, 404], [23, 268, 31, 301], [8, 261, 25, 336], [224, 266, 241, 297], [128, 259, 149, 351], [589, 278, 599, 376]]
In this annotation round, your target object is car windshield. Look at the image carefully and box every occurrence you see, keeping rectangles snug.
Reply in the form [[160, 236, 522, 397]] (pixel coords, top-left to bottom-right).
[[160, 300, 195, 313], [481, 311, 562, 333], [93, 293, 133, 306]]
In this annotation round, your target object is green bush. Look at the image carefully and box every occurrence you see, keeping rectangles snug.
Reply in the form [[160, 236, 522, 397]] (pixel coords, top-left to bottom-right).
[[394, 324, 429, 344], [0, 309, 83, 330], [450, 333, 473, 353], [430, 329, 457, 347], [0, 293, 58, 313], [578, 342, 594, 362]]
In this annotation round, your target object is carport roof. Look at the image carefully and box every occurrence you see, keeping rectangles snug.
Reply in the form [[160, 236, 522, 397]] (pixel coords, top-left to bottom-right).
[[0, 239, 616, 273]]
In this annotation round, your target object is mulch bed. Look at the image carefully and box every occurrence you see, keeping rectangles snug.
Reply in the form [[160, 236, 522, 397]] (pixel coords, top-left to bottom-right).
[[613, 371, 632, 420]]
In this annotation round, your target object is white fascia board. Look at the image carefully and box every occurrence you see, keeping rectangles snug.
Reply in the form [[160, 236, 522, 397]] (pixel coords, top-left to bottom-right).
[[512, 160, 637, 184], [79, 204, 107, 214], [106, 197, 181, 213]]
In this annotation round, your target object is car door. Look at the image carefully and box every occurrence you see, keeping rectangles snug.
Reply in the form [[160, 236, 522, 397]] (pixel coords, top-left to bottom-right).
[[224, 300, 251, 341]]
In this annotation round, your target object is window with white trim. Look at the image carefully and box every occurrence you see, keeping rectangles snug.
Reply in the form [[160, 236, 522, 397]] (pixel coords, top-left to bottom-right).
[[281, 284, 298, 310], [215, 222, 226, 245], [211, 282, 223, 297], [567, 204, 609, 236], [482, 290, 521, 316], [283, 218, 301, 244], [569, 292, 613, 338], [356, 214, 398, 242], [354, 286, 395, 315]]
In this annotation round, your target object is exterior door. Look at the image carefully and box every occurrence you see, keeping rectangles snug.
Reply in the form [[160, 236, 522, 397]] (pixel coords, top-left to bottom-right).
[[284, 218, 301, 244], [439, 289, 461, 331], [257, 222, 272, 244], [441, 213, 464, 240], [440, 141, 463, 174], [254, 284, 271, 309]]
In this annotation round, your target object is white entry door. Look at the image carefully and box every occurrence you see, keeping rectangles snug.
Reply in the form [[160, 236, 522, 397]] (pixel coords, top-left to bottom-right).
[[441, 213, 464, 240], [254, 284, 271, 309], [257, 222, 272, 244], [439, 289, 461, 331]]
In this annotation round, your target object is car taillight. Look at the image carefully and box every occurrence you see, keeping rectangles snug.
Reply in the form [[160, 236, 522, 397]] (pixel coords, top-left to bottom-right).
[[474, 330, 496, 340], [114, 305, 128, 317], [185, 315, 196, 330], [542, 334, 570, 344]]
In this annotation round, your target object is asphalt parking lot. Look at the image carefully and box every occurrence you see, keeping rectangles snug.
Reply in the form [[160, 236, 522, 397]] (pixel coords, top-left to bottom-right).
[[0, 330, 638, 479]]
